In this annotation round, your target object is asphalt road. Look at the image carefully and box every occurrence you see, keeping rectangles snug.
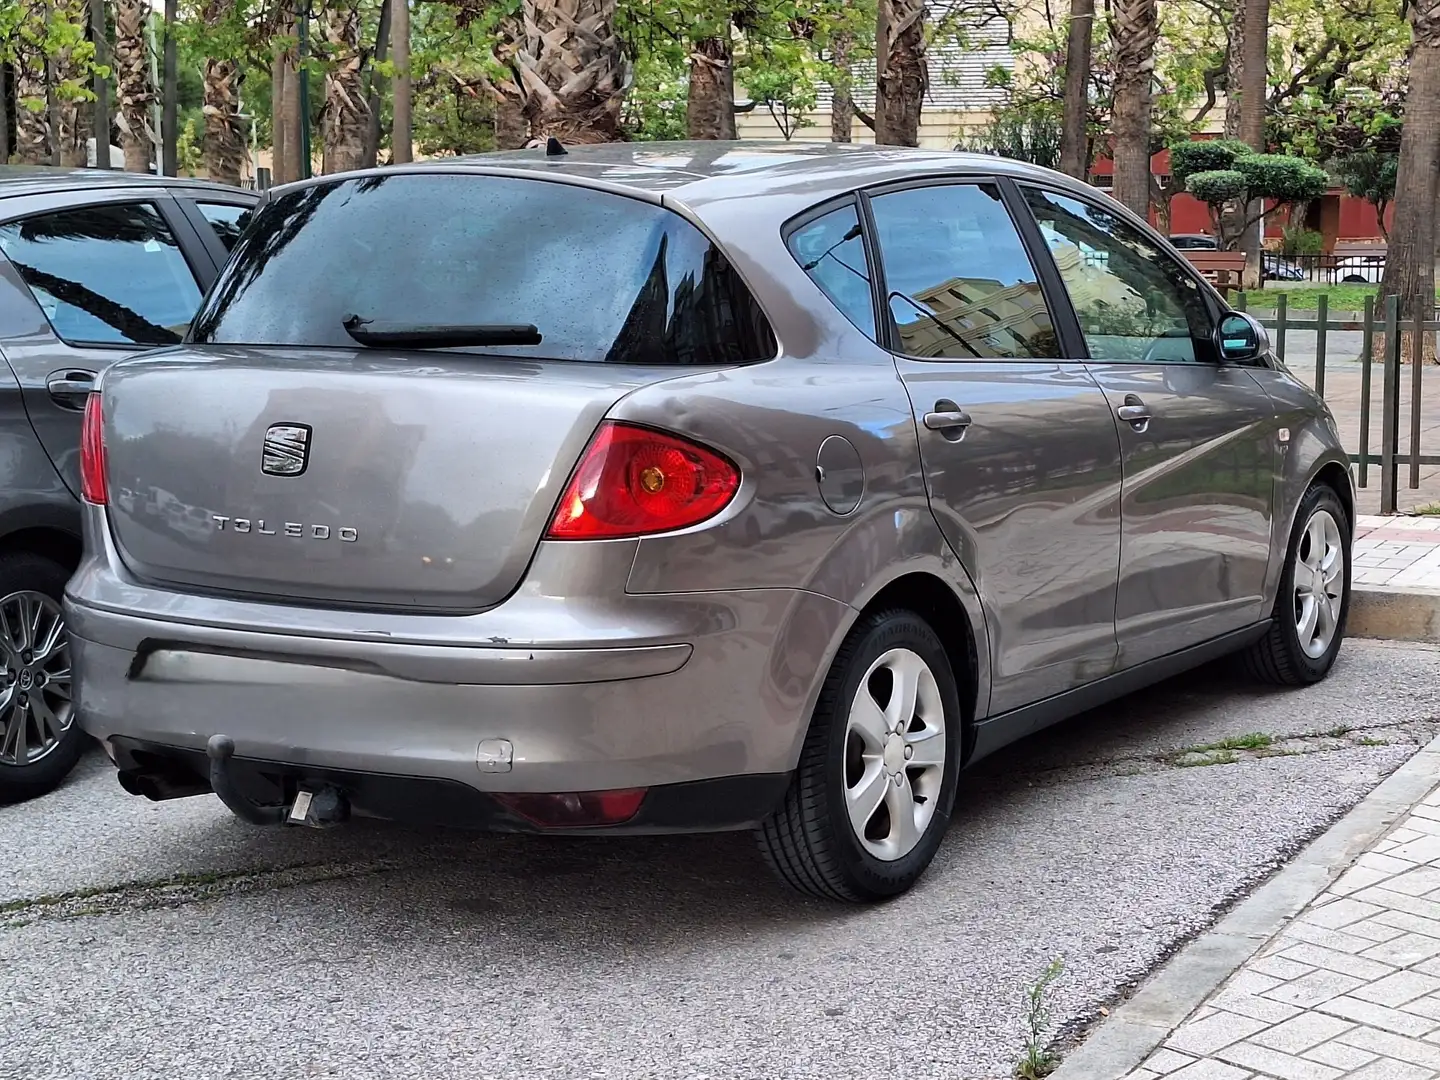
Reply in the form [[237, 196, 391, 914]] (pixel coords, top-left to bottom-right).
[[4, 640, 1439, 1080]]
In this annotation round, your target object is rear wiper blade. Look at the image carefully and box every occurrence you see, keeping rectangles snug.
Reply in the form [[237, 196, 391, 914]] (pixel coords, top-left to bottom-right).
[[342, 315, 542, 349]]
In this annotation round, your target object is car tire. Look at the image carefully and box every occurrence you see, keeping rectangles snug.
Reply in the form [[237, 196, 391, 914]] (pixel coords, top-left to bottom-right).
[[0, 551, 84, 805], [756, 609, 963, 902], [1243, 484, 1351, 686]]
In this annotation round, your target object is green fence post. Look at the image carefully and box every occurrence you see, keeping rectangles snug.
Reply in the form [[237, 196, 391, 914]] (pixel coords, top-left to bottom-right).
[[1381, 294, 1399, 514], [1314, 293, 1328, 399], [1275, 294, 1288, 365], [1234, 291, 1247, 312], [1412, 309, 1425, 491], [1357, 296, 1374, 489]]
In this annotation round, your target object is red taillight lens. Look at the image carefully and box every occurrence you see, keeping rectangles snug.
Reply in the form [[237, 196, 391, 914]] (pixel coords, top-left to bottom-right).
[[494, 789, 647, 828], [80, 392, 108, 505], [546, 422, 740, 540]]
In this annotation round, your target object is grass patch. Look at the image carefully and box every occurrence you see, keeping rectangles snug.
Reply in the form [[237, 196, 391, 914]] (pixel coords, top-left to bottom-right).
[[1323, 725, 1354, 738], [1188, 733, 1274, 753], [1359, 736, 1388, 746], [1414, 504, 1440, 517], [1238, 283, 1440, 313], [1176, 749, 1240, 767]]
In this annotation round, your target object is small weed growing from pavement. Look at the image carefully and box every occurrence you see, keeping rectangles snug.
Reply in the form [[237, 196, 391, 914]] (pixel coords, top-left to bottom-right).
[[1359, 736, 1388, 746], [1014, 958, 1064, 1080], [1323, 725, 1354, 738], [1414, 504, 1440, 516]]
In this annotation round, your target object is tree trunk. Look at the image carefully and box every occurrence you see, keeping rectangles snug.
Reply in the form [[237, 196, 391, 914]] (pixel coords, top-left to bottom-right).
[[1224, 17, 1244, 138], [0, 62, 10, 165], [320, 0, 369, 173], [514, 0, 627, 143], [162, 0, 178, 175], [1379, 0, 1440, 364], [687, 34, 736, 140], [829, 32, 853, 142], [201, 0, 244, 184], [1237, 0, 1270, 288], [492, 15, 529, 149], [52, 0, 90, 167], [361, 0, 391, 167], [391, 0, 412, 161], [874, 0, 926, 146], [90, 0, 111, 169], [115, 0, 157, 172], [1059, 0, 1094, 179], [271, 50, 290, 182], [1108, 0, 1158, 218], [13, 5, 49, 165]]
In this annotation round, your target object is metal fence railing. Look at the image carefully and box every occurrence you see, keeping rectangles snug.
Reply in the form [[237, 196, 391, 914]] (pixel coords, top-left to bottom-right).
[[1233, 292, 1439, 514], [1276, 253, 1387, 286]]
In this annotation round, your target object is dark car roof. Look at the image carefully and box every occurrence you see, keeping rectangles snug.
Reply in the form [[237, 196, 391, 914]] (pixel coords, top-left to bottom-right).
[[0, 166, 253, 202]]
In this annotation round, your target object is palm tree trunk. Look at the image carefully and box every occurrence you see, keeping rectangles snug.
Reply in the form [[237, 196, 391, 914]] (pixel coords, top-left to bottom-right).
[[1059, 0, 1093, 179], [829, 32, 853, 142], [492, 15, 529, 149], [201, 0, 245, 184], [52, 0, 90, 167], [1108, 0, 1158, 218], [320, 0, 369, 173], [874, 0, 926, 146], [1237, 0, 1270, 288], [115, 0, 157, 172], [687, 33, 736, 140], [1224, 17, 1244, 137], [13, 5, 50, 165], [1379, 0, 1440, 363], [391, 0, 412, 162], [515, 0, 627, 143]]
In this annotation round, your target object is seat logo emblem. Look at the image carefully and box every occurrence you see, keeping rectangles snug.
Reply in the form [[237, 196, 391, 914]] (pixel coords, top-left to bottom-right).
[[261, 423, 312, 477]]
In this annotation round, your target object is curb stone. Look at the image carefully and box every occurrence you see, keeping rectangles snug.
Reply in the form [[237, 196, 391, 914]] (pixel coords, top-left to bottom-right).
[[1049, 727, 1440, 1080], [1349, 585, 1440, 644]]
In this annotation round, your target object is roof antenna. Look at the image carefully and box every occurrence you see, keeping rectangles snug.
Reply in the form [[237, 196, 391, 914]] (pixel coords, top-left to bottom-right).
[[545, 136, 568, 157]]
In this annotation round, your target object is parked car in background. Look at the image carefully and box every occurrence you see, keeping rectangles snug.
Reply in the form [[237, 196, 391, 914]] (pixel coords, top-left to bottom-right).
[[0, 168, 257, 803], [1169, 233, 1306, 281], [70, 145, 1353, 902]]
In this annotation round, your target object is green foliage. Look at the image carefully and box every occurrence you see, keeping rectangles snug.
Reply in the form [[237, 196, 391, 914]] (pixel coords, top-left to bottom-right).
[[1234, 154, 1330, 203], [1169, 140, 1252, 189], [1281, 226, 1324, 256], [959, 103, 1063, 170], [1014, 958, 1065, 1080], [1331, 149, 1399, 209], [1186, 169, 1250, 206]]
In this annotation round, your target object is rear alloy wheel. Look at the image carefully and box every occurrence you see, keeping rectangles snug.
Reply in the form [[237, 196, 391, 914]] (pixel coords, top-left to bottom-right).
[[1243, 484, 1351, 686], [757, 609, 962, 902], [0, 554, 83, 805]]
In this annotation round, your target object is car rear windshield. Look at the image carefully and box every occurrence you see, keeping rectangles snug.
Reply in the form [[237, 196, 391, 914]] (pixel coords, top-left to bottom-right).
[[189, 172, 777, 365]]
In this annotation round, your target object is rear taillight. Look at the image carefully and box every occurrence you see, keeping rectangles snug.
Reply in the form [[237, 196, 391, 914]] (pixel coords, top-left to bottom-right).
[[546, 422, 739, 540], [80, 392, 108, 505], [494, 789, 647, 828]]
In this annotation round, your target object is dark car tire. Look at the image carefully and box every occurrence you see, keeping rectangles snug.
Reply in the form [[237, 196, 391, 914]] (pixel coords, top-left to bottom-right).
[[0, 551, 85, 805], [1243, 484, 1351, 687], [756, 609, 963, 903]]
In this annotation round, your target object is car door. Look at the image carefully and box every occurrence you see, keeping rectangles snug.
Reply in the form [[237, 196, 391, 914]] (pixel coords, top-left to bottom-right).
[[0, 188, 218, 498], [1017, 185, 1277, 666], [860, 178, 1125, 714]]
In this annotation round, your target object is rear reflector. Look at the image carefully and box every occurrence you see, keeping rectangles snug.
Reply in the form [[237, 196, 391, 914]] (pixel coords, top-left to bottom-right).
[[546, 422, 739, 540], [81, 392, 108, 504], [494, 788, 647, 828]]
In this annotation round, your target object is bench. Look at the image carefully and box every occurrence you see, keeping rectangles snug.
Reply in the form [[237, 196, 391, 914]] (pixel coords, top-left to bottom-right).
[[1181, 251, 1246, 296]]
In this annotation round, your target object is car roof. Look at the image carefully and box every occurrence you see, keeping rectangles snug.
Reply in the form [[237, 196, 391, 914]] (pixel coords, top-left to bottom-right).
[[273, 140, 1101, 215], [0, 166, 254, 202]]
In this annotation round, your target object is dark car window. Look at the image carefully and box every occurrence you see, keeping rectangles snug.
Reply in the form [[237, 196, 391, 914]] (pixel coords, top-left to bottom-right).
[[1023, 188, 1215, 365], [868, 183, 1059, 361], [196, 202, 252, 252], [190, 173, 777, 366], [786, 203, 876, 339], [0, 201, 202, 347]]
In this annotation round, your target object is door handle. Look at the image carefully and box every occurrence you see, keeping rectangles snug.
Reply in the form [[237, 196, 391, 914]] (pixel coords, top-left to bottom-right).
[[923, 401, 973, 435], [47, 370, 96, 410], [1116, 394, 1151, 431]]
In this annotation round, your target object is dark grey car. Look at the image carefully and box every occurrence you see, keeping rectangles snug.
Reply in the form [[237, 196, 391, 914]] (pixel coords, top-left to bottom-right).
[[67, 144, 1352, 901], [0, 168, 257, 802]]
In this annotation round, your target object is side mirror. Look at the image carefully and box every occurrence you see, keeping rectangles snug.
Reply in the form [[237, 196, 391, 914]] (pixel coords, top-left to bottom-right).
[[1215, 311, 1269, 363]]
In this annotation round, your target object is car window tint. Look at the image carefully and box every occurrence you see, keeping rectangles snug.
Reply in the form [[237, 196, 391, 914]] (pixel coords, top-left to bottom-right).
[[0, 201, 201, 346], [869, 183, 1059, 360], [196, 202, 252, 252], [1022, 188, 1214, 364], [190, 173, 776, 365], [786, 203, 876, 338]]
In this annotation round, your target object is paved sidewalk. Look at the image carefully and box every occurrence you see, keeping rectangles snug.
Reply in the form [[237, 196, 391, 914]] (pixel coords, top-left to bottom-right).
[[1124, 778, 1440, 1080], [1355, 514, 1440, 590]]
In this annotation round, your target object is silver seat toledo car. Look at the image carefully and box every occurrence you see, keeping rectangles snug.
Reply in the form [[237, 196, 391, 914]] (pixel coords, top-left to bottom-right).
[[67, 143, 1352, 902]]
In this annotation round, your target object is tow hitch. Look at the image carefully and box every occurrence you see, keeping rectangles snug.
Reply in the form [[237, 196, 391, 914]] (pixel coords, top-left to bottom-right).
[[205, 734, 350, 828]]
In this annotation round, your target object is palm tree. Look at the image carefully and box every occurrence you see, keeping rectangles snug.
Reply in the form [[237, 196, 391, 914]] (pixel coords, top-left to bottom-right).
[[829, 32, 854, 142], [11, 3, 50, 165], [320, 0, 369, 172], [201, 0, 245, 184], [51, 0, 90, 166], [1379, 0, 1440, 363], [114, 0, 156, 172], [1059, 0, 1094, 179], [512, 0, 627, 143], [1108, 0, 1159, 217], [874, 0, 925, 146], [391, 0, 412, 161], [687, 28, 737, 140], [1237, 0, 1270, 287]]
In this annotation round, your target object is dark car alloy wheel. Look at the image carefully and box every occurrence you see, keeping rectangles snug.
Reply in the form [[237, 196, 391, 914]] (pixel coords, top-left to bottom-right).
[[0, 590, 73, 769]]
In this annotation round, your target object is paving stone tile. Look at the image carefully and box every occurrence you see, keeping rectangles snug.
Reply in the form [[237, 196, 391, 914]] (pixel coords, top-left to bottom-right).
[[1388, 837, 1440, 865], [1285, 922, 1393, 957], [1353, 970, 1440, 1007], [1401, 993, 1440, 1022], [1266, 970, 1367, 1008], [1168, 1012, 1271, 1056], [1216, 1039, 1341, 1079], [1333, 866, 1399, 896], [1347, 917, 1408, 944], [1250, 955, 1315, 982], [1338, 1024, 1440, 1068], [1358, 888, 1440, 925], [1340, 1058, 1438, 1080], [1304, 897, 1385, 929], [1127, 1070, 1161, 1080], [1277, 943, 1395, 982], [1398, 818, 1440, 840], [1385, 868, 1440, 897], [1417, 957, 1440, 979], [1376, 911, 1440, 940], [1302, 1040, 1377, 1070], [1358, 852, 1421, 876], [1145, 1047, 1200, 1074], [1211, 989, 1304, 1024], [1227, 970, 1283, 997], [1362, 933, 1440, 967], [1323, 997, 1440, 1038], [1167, 1060, 1253, 1080], [1249, 1012, 1354, 1054]]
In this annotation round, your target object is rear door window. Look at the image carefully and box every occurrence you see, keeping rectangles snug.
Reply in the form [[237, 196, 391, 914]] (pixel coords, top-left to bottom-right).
[[0, 201, 203, 346], [868, 182, 1060, 360], [195, 202, 252, 251], [191, 173, 777, 365]]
